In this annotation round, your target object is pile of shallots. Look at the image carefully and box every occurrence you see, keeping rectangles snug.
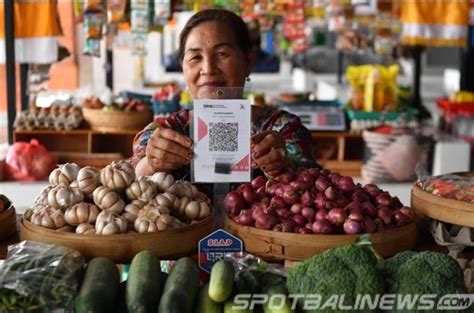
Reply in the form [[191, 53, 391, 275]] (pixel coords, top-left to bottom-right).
[[224, 167, 415, 234], [25, 161, 211, 235]]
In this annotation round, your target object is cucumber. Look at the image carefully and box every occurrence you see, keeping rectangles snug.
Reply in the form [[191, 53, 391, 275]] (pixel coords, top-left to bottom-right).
[[158, 288, 188, 313], [209, 260, 235, 303], [126, 250, 163, 313], [158, 257, 199, 313], [196, 283, 223, 313], [224, 298, 252, 313], [262, 286, 295, 313], [75, 257, 119, 313]]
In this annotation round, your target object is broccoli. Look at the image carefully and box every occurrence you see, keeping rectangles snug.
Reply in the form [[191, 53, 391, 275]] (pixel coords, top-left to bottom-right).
[[379, 251, 468, 313], [287, 243, 385, 313]]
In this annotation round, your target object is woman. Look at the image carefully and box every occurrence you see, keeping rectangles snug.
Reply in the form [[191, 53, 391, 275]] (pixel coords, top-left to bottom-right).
[[131, 9, 317, 178]]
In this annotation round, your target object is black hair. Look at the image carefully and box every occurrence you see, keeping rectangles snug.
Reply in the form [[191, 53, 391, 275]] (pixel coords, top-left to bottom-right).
[[178, 9, 252, 62]]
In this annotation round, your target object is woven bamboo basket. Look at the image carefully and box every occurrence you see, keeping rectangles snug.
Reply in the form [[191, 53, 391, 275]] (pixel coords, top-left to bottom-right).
[[411, 173, 474, 228], [0, 205, 17, 241], [20, 216, 213, 263], [224, 216, 418, 261], [82, 107, 153, 132]]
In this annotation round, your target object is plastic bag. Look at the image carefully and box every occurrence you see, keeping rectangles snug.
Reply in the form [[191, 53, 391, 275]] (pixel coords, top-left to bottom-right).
[[224, 253, 287, 293], [346, 64, 398, 112], [0, 241, 85, 312], [416, 166, 474, 203], [4, 139, 57, 181]]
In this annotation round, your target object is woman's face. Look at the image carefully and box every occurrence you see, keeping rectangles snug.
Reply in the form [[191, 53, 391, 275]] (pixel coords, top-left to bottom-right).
[[181, 21, 253, 99]]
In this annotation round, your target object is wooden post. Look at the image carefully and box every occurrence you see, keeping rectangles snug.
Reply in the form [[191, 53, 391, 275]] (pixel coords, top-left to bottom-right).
[[4, 0, 16, 144]]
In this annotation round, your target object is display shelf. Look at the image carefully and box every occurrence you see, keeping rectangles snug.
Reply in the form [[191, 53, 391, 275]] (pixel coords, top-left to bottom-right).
[[13, 129, 139, 168], [311, 131, 364, 176], [13, 130, 366, 175]]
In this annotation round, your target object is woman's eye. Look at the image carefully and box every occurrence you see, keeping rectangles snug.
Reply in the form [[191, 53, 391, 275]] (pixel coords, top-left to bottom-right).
[[216, 51, 227, 58], [188, 55, 201, 62]]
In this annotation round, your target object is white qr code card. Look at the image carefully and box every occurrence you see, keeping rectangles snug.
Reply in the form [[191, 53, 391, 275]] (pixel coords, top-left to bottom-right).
[[192, 99, 251, 183]]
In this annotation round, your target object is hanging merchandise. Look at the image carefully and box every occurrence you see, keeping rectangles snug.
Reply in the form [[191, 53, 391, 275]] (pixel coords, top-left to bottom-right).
[[400, 0, 470, 47], [327, 0, 353, 32], [107, 0, 128, 24], [373, 13, 394, 55], [84, 12, 105, 40], [283, 0, 307, 53], [131, 0, 150, 56], [83, 38, 101, 57], [85, 0, 103, 11], [150, 0, 172, 28], [82, 0, 106, 57]]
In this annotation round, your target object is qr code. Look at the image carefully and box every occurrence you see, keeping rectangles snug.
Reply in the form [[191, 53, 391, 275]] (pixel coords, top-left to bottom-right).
[[209, 122, 238, 152]]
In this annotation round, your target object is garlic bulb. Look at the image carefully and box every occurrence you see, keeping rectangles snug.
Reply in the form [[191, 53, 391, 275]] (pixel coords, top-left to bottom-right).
[[184, 201, 200, 220], [76, 223, 96, 235], [134, 216, 158, 233], [125, 176, 157, 202], [77, 166, 100, 194], [133, 214, 178, 233], [149, 193, 173, 209], [48, 163, 81, 186], [65, 202, 100, 226], [34, 185, 54, 206], [95, 210, 127, 235], [166, 181, 199, 199], [177, 199, 210, 220], [137, 204, 170, 220], [30, 206, 67, 229], [122, 199, 146, 225], [197, 201, 211, 220], [160, 192, 178, 209], [92, 186, 125, 214], [176, 196, 192, 217], [100, 160, 135, 189], [48, 185, 84, 209], [155, 214, 173, 231], [150, 172, 175, 191]]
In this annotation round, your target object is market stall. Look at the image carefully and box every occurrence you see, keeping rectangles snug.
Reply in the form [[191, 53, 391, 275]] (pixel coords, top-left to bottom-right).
[[1, 1, 473, 312]]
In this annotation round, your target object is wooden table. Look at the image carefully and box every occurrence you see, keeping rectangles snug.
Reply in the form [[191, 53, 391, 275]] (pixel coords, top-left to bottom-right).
[[1, 215, 472, 260]]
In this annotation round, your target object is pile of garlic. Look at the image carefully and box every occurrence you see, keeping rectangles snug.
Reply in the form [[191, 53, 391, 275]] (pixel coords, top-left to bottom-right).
[[25, 161, 211, 235]]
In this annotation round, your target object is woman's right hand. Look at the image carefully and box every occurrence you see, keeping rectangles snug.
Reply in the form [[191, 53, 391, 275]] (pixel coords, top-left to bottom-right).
[[145, 127, 194, 172]]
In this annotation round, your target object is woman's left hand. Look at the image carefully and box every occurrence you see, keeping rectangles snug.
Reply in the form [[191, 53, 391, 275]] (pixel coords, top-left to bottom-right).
[[251, 131, 290, 177]]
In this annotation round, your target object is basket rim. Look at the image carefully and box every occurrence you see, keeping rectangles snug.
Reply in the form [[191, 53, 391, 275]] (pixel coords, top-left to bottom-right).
[[21, 215, 212, 239]]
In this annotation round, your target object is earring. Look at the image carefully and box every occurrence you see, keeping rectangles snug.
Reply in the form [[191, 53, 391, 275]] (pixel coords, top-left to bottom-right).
[[246, 77, 251, 82]]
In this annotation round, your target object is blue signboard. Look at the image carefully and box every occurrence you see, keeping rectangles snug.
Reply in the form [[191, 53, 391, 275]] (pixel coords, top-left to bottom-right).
[[198, 228, 243, 273]]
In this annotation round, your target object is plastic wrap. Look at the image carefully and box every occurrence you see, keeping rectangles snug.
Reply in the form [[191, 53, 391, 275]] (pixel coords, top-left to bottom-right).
[[0, 241, 85, 312], [416, 166, 474, 203], [223, 252, 287, 294]]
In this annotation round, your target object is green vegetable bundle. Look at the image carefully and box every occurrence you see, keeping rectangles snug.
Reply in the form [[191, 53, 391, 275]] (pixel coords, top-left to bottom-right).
[[0, 241, 84, 312]]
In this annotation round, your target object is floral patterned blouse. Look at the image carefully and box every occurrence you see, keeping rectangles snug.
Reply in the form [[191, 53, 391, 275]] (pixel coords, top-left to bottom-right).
[[130, 107, 317, 177]]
